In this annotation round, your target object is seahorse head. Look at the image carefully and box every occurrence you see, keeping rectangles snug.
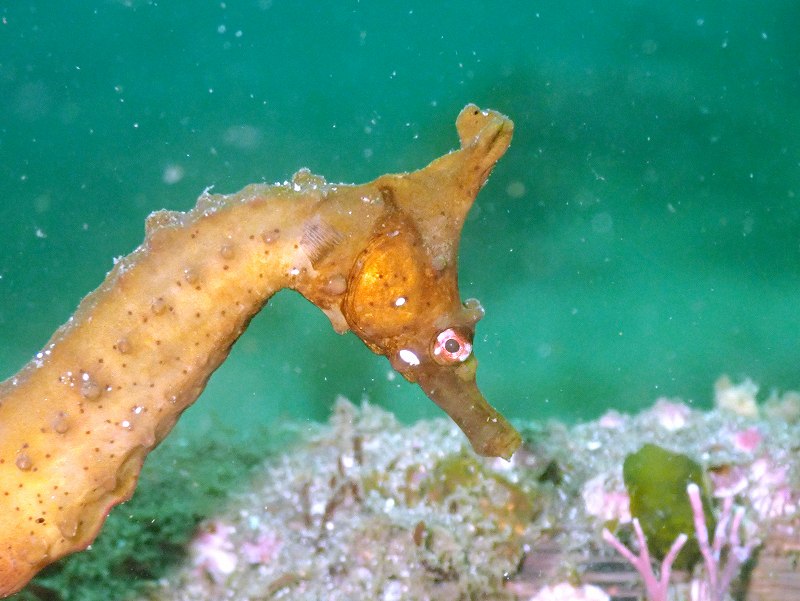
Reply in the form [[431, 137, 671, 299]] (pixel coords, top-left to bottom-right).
[[341, 105, 521, 459]]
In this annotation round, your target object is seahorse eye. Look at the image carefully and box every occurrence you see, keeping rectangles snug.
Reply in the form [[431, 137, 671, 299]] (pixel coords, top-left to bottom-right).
[[432, 328, 472, 365], [444, 338, 461, 353]]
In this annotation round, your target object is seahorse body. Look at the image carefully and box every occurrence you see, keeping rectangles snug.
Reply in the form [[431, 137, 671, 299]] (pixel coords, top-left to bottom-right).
[[0, 104, 520, 595]]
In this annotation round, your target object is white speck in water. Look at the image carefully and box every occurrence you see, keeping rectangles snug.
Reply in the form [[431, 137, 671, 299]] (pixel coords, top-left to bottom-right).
[[591, 212, 614, 234], [506, 181, 526, 198], [394, 297, 406, 307], [162, 164, 184, 185], [222, 124, 262, 150]]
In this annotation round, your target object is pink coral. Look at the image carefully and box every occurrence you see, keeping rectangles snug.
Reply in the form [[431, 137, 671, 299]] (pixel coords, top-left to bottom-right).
[[189, 520, 238, 584], [242, 532, 282, 565], [687, 483, 756, 601], [729, 426, 762, 453], [648, 398, 692, 431], [598, 410, 626, 429], [710, 457, 797, 521], [582, 473, 631, 523], [603, 484, 756, 601], [602, 518, 687, 601]]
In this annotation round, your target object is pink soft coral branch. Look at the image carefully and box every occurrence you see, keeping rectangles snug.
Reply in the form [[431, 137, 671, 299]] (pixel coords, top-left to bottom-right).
[[687, 482, 756, 601], [603, 483, 756, 601], [602, 519, 688, 601]]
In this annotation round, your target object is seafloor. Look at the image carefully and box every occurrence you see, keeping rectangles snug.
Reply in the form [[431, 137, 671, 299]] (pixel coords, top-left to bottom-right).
[[13, 377, 800, 601]]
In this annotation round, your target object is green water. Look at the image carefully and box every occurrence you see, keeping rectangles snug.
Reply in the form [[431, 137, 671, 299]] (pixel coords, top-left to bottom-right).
[[1, 1, 798, 434]]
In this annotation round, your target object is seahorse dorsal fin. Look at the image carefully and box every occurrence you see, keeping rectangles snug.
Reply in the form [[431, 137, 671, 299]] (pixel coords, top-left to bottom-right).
[[300, 215, 345, 267]]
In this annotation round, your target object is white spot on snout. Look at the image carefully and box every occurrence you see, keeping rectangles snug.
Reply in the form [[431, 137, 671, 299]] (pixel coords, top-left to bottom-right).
[[398, 349, 420, 366]]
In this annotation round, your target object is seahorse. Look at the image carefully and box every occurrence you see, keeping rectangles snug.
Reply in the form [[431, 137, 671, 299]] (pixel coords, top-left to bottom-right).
[[0, 104, 521, 595]]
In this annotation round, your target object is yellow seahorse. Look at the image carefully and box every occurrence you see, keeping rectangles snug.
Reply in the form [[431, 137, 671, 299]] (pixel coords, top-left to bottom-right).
[[0, 104, 521, 595]]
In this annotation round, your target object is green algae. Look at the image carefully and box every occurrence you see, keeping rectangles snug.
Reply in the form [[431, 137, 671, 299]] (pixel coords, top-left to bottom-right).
[[623, 443, 715, 569]]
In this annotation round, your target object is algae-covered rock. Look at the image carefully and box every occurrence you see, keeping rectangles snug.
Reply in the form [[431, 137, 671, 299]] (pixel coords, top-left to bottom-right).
[[16, 383, 800, 601], [134, 400, 537, 601], [623, 443, 715, 568], [423, 453, 540, 541]]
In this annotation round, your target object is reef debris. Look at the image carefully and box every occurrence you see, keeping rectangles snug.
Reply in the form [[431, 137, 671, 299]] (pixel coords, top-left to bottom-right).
[[15, 378, 799, 600], [138, 399, 538, 601]]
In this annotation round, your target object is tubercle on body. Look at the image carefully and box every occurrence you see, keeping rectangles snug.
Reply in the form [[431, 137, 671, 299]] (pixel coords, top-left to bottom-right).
[[0, 104, 521, 596]]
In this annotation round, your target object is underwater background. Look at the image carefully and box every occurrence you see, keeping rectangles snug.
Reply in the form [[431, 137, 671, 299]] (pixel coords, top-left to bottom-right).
[[1, 0, 799, 437]]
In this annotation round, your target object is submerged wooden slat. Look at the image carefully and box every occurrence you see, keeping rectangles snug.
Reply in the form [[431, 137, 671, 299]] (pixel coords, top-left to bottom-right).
[[746, 531, 800, 601], [507, 529, 799, 601]]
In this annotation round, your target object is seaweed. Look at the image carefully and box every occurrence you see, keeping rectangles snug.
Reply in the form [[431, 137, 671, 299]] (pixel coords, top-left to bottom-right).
[[623, 443, 715, 569]]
